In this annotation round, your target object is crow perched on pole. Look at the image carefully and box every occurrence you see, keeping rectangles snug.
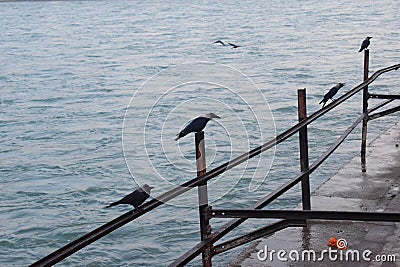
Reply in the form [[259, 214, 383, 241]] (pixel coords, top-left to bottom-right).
[[175, 113, 220, 141], [319, 83, 345, 108], [359, 37, 372, 52], [106, 184, 154, 209]]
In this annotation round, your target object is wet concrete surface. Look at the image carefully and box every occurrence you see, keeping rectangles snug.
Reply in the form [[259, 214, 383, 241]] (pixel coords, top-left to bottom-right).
[[232, 121, 400, 267]]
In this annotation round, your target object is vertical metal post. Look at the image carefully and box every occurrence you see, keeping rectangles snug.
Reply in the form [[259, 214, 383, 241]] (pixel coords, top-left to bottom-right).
[[361, 49, 369, 172], [195, 131, 212, 267], [297, 89, 311, 210]]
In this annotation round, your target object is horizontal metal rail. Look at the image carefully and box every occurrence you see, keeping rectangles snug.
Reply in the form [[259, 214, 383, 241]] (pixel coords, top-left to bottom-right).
[[32, 64, 400, 267], [369, 93, 400, 99], [210, 209, 400, 222], [213, 219, 306, 255]]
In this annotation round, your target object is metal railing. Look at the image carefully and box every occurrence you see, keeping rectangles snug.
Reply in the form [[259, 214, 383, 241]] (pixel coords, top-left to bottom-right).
[[31, 52, 400, 267]]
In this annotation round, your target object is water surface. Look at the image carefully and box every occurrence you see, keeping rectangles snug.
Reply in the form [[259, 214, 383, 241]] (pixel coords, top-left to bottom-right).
[[0, 1, 399, 266]]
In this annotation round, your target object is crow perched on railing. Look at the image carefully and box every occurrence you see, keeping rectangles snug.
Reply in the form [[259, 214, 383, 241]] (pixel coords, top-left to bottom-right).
[[175, 113, 221, 141], [106, 184, 154, 209], [319, 83, 345, 108], [359, 37, 372, 52]]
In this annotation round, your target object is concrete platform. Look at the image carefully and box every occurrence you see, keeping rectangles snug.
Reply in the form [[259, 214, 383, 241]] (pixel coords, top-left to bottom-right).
[[232, 121, 400, 267]]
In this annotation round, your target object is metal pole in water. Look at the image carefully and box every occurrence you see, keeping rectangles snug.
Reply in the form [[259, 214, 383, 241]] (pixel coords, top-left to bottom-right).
[[361, 49, 369, 172], [297, 88, 311, 210], [195, 131, 212, 267]]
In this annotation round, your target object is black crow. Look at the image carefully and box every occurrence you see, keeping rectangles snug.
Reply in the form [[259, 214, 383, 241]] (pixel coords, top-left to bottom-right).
[[175, 113, 220, 141], [213, 40, 226, 46], [319, 83, 345, 108], [359, 37, 372, 52], [228, 43, 241, 49], [106, 184, 154, 209]]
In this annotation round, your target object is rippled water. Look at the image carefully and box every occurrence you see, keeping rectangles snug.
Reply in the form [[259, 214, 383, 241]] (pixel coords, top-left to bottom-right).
[[0, 1, 399, 266]]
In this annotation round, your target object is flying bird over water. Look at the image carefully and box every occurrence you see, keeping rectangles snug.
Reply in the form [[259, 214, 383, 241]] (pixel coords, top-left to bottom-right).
[[228, 43, 241, 49], [213, 40, 226, 46], [319, 83, 345, 108], [175, 113, 221, 141], [359, 37, 372, 52], [106, 184, 154, 209]]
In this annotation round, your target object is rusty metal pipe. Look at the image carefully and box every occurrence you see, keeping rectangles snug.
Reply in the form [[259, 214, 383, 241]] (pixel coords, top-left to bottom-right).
[[361, 49, 370, 172], [195, 132, 213, 267], [210, 209, 400, 222], [368, 105, 400, 121], [369, 94, 400, 100], [298, 88, 311, 210]]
